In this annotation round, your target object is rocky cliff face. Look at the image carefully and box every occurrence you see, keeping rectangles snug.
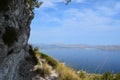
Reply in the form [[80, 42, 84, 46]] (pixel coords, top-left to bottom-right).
[[0, 0, 34, 80]]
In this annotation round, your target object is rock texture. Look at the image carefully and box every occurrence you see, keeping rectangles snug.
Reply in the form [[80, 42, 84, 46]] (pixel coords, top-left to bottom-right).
[[0, 0, 34, 80]]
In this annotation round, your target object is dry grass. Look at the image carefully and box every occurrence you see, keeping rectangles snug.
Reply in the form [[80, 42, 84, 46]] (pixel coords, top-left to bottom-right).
[[56, 63, 81, 80], [39, 62, 51, 78], [31, 46, 120, 80]]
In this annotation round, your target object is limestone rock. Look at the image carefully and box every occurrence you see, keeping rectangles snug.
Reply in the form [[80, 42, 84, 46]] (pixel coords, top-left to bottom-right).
[[0, 0, 34, 80], [0, 0, 58, 80]]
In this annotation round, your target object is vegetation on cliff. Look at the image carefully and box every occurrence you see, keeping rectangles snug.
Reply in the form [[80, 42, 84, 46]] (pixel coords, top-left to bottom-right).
[[30, 46, 120, 80], [0, 0, 120, 80]]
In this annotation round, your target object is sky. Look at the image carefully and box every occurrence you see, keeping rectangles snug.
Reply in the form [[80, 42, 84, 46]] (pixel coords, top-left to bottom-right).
[[29, 0, 120, 45]]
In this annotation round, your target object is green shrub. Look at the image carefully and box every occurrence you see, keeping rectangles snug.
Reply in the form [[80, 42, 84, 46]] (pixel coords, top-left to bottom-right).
[[78, 71, 86, 79], [40, 52, 58, 69], [34, 47, 39, 51], [28, 44, 34, 55], [32, 47, 58, 68], [114, 73, 120, 80], [92, 75, 102, 80], [25, 0, 43, 9], [102, 71, 113, 80]]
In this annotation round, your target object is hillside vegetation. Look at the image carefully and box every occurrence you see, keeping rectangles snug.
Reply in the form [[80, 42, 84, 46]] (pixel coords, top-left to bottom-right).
[[31, 46, 120, 80]]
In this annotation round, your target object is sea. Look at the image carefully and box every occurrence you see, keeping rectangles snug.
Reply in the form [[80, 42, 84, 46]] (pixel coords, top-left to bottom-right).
[[40, 47, 120, 74]]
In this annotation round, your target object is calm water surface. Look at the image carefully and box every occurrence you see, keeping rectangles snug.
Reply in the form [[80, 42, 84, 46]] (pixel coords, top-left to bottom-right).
[[40, 48, 120, 73]]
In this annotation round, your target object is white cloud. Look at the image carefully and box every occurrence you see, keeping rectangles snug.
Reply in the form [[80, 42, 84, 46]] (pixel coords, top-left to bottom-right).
[[61, 8, 111, 28], [94, 1, 120, 16], [96, 6, 116, 16], [35, 5, 120, 31], [115, 2, 120, 13], [30, 0, 120, 44], [40, 0, 85, 8], [73, 0, 84, 3], [40, 0, 65, 8]]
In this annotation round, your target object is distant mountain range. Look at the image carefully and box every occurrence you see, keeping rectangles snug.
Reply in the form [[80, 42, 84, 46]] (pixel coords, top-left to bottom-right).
[[34, 44, 120, 51]]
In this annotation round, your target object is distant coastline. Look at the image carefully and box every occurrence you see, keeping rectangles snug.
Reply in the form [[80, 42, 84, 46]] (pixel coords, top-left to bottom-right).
[[34, 44, 120, 51]]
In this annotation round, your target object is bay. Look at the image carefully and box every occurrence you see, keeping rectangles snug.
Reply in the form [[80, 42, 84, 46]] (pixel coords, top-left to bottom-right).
[[40, 48, 120, 74]]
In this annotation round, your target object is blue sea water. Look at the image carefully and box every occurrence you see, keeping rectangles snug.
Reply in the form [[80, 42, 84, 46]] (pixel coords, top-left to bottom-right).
[[40, 48, 120, 74]]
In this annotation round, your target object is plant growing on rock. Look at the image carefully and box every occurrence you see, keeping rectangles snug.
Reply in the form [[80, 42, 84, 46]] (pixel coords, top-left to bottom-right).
[[25, 0, 43, 9]]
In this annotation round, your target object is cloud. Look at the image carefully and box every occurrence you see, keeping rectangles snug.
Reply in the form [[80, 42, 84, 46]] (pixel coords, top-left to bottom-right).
[[115, 2, 120, 9], [73, 0, 85, 3], [40, 0, 65, 8], [39, 0, 85, 8], [33, 0, 120, 32], [30, 0, 120, 44]]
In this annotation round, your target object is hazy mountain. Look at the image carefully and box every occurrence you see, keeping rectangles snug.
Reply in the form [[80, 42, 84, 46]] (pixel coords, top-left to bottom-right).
[[35, 44, 120, 51]]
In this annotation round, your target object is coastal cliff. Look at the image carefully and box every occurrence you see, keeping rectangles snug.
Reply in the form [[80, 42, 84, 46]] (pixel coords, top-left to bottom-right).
[[0, 0, 34, 80], [0, 0, 120, 80]]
